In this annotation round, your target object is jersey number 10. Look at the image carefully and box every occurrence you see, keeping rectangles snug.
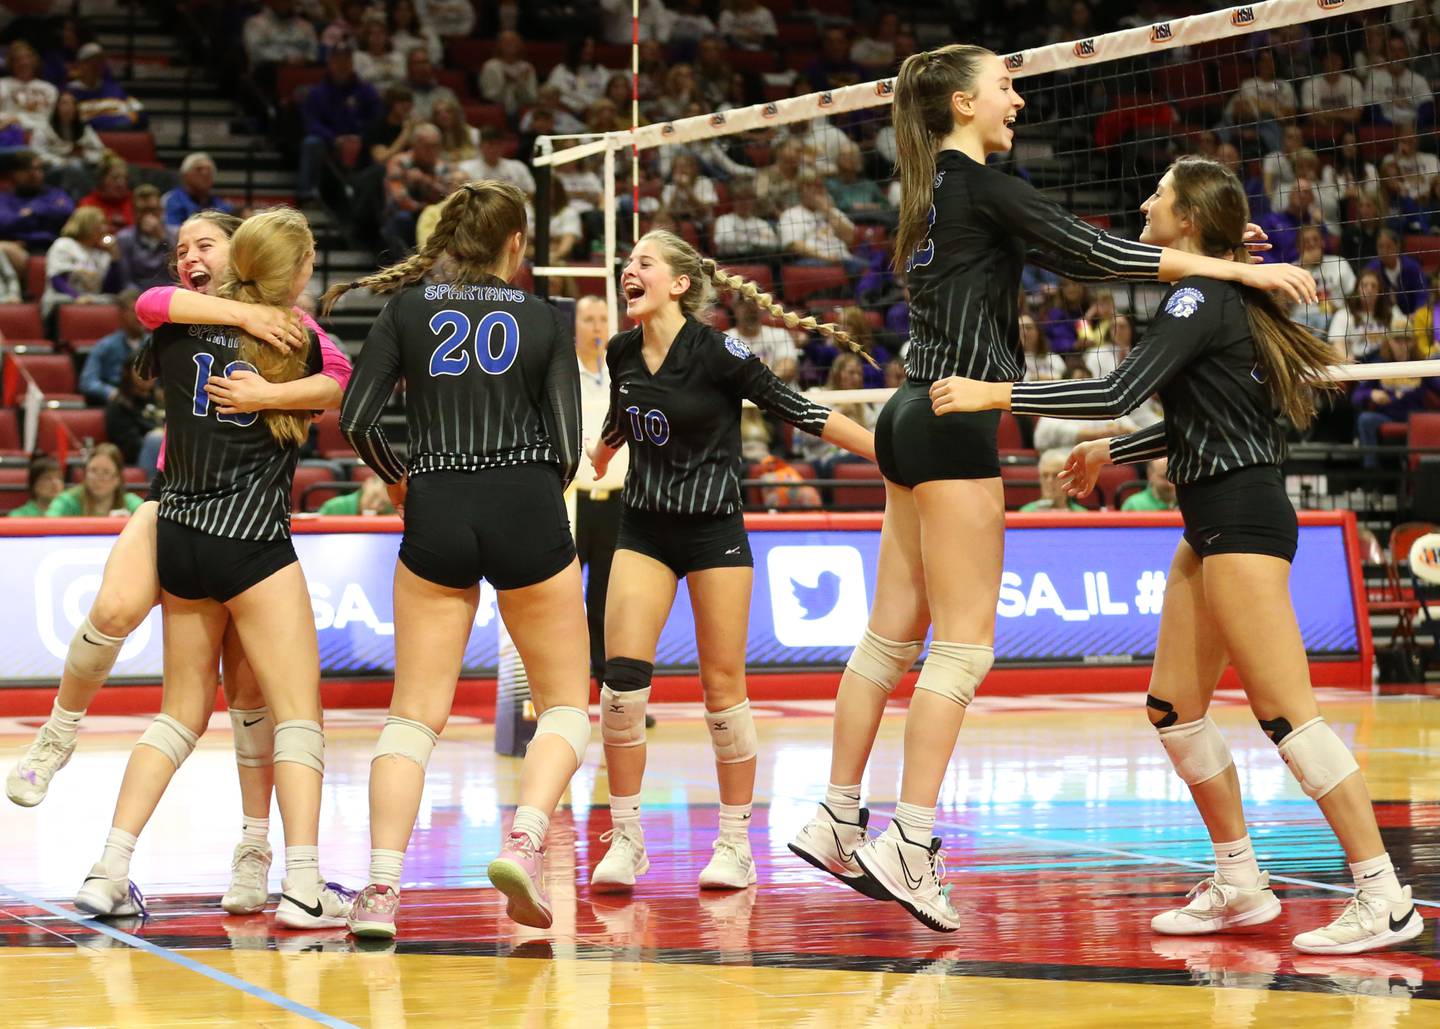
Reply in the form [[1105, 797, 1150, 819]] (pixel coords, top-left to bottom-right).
[[624, 405, 670, 445], [429, 310, 520, 377]]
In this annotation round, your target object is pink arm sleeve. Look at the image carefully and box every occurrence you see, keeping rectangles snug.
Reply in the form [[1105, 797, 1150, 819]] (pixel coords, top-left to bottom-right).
[[135, 286, 178, 330], [300, 310, 353, 390]]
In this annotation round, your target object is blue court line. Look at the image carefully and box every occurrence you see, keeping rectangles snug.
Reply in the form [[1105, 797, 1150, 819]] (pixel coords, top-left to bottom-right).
[[0, 884, 359, 1029]]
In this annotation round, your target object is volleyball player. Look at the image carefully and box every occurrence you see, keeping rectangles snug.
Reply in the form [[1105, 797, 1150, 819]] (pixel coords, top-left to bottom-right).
[[74, 208, 352, 928], [326, 181, 586, 936], [8, 209, 351, 916], [930, 156, 1425, 956], [585, 230, 875, 892], [787, 45, 1318, 933]]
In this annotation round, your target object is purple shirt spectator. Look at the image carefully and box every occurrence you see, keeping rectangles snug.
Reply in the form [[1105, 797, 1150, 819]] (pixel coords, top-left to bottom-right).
[[302, 61, 382, 141], [1367, 230, 1429, 315], [0, 151, 75, 247]]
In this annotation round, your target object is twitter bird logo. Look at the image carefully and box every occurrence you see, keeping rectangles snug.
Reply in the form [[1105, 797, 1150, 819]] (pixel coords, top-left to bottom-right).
[[791, 571, 841, 620]]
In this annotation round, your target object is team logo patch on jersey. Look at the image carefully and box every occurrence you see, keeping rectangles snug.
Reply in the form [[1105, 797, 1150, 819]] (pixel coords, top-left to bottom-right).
[[723, 335, 753, 360], [1164, 287, 1205, 318]]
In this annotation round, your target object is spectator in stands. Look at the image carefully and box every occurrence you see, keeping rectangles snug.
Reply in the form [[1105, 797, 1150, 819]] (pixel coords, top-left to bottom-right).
[[1038, 278, 1088, 354], [8, 456, 62, 518], [1390, 133, 1439, 201], [691, 35, 732, 109], [1329, 267, 1406, 359], [46, 443, 142, 517], [1407, 272, 1440, 357], [1414, 20, 1440, 91], [162, 152, 233, 228], [318, 474, 395, 515], [1343, 188, 1387, 268], [389, 0, 442, 64], [458, 126, 535, 197], [838, 307, 891, 387], [104, 362, 163, 470], [1352, 330, 1439, 466], [1120, 458, 1178, 511], [850, 12, 900, 75], [546, 177, 586, 262], [599, 0, 671, 46], [827, 146, 890, 224], [798, 352, 875, 477], [1367, 228, 1428, 315], [402, 46, 459, 121], [298, 44, 381, 203], [546, 36, 610, 116], [1222, 48, 1295, 157], [635, 39, 667, 105], [729, 300, 798, 384], [1365, 33, 1431, 130], [115, 185, 173, 290], [807, 27, 865, 93], [0, 149, 75, 275], [421, 0, 477, 39], [779, 172, 863, 278], [1261, 124, 1304, 208], [414, 166, 465, 249], [1353, 19, 1390, 80], [756, 138, 804, 218], [68, 43, 145, 131], [79, 287, 147, 404], [1296, 223, 1356, 330], [712, 178, 778, 260], [361, 85, 416, 170], [354, 18, 405, 93], [0, 41, 57, 133], [382, 121, 448, 256], [43, 205, 121, 316], [431, 97, 478, 164], [1301, 48, 1366, 138], [1021, 313, 1065, 381], [787, 116, 859, 178], [479, 30, 538, 120], [668, 0, 717, 50], [520, 85, 583, 136], [1019, 449, 1087, 512], [1083, 314, 1137, 378], [602, 72, 632, 116], [652, 63, 698, 123], [1075, 289, 1117, 350], [321, 0, 370, 54], [1261, 178, 1326, 266], [1322, 131, 1379, 218], [719, 0, 777, 52], [659, 151, 718, 228], [31, 91, 104, 193], [243, 0, 319, 76]]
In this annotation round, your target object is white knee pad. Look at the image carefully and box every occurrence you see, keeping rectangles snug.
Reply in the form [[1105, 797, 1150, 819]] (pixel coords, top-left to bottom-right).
[[1157, 716, 1234, 786], [847, 630, 924, 695], [705, 699, 757, 764], [228, 707, 273, 768], [65, 616, 126, 684], [373, 715, 438, 769], [600, 685, 650, 748], [534, 705, 591, 768], [1277, 717, 1360, 800], [912, 642, 994, 708], [273, 719, 325, 774], [137, 713, 199, 769]]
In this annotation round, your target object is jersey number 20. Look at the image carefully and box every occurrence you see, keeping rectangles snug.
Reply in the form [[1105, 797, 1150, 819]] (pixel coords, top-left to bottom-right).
[[429, 310, 519, 377], [191, 353, 259, 427]]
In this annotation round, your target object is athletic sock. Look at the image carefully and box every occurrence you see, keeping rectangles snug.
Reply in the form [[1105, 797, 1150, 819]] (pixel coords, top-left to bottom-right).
[[718, 802, 753, 843], [47, 700, 85, 743], [369, 848, 405, 891], [241, 817, 269, 848], [284, 845, 321, 890], [511, 806, 549, 849], [609, 792, 641, 829], [99, 827, 137, 878], [893, 801, 936, 845], [1212, 835, 1263, 889], [1350, 852, 1404, 900], [825, 782, 862, 823]]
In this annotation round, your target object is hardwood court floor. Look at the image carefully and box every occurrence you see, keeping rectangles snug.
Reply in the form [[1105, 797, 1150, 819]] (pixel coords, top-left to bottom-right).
[[0, 688, 1436, 1027]]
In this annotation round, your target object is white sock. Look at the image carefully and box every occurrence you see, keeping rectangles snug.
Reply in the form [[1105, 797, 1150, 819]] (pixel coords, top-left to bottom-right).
[[893, 801, 935, 845], [511, 806, 549, 849], [47, 700, 85, 742], [285, 845, 321, 889], [1350, 852, 1404, 900], [718, 802, 752, 843], [609, 791, 641, 828], [825, 782, 862, 823], [370, 848, 404, 890], [99, 827, 137, 878], [241, 817, 269, 848], [1212, 835, 1262, 889]]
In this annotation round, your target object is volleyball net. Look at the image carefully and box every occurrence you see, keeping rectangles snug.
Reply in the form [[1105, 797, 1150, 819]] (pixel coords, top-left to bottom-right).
[[531, 0, 1440, 399]]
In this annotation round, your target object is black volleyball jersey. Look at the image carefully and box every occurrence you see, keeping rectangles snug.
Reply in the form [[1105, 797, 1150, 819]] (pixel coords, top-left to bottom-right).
[[600, 318, 831, 515], [340, 281, 581, 487], [150, 321, 322, 540], [904, 149, 1164, 384], [1009, 276, 1289, 484]]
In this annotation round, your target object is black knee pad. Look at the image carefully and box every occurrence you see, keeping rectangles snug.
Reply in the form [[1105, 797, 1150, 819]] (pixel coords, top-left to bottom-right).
[[1146, 694, 1179, 729], [1258, 715, 1294, 745], [602, 657, 654, 692]]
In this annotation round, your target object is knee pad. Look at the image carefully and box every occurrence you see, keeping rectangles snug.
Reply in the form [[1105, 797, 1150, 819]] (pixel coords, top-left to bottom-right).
[[373, 715, 438, 769], [1157, 716, 1233, 786], [137, 713, 199, 769], [912, 642, 994, 708], [847, 630, 924, 695], [705, 699, 757, 764], [65, 617, 126, 685], [601, 656, 654, 749], [1276, 717, 1360, 800], [228, 707, 273, 768], [273, 719, 325, 774], [534, 705, 591, 768]]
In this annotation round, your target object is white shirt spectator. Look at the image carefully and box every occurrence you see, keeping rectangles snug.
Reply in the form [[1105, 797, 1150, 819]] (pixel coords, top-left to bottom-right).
[[1033, 415, 1138, 451], [599, 0, 671, 45], [1026, 352, 1068, 380], [42, 236, 113, 316], [30, 120, 105, 168], [1300, 71, 1366, 115], [717, 5, 777, 50], [392, 27, 443, 64], [457, 153, 537, 196], [1393, 147, 1439, 199], [416, 0, 474, 38], [788, 119, 857, 177], [1303, 255, 1357, 312], [1365, 63, 1430, 126], [712, 211, 779, 258], [1226, 77, 1297, 119], [851, 38, 894, 69], [661, 174, 719, 211], [550, 203, 584, 250], [557, 166, 602, 210], [479, 58, 538, 116], [1327, 306, 1407, 359], [732, 322, 798, 370], [669, 11, 716, 45], [0, 74, 57, 132], [778, 203, 853, 263], [242, 7, 319, 66], [1316, 160, 1377, 226], [545, 63, 612, 114], [355, 50, 406, 92]]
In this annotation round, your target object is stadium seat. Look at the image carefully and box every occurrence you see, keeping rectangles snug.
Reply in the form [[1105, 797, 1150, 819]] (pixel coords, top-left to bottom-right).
[[1154, 63, 1213, 115], [447, 38, 494, 67], [0, 408, 23, 457], [36, 408, 106, 455], [11, 353, 78, 398], [97, 131, 159, 168], [24, 256, 45, 301], [293, 460, 343, 511], [781, 264, 850, 305], [0, 466, 29, 512], [462, 102, 508, 131], [1112, 480, 1149, 508], [730, 51, 778, 75], [57, 304, 121, 347], [436, 69, 470, 100], [1000, 464, 1041, 510], [777, 22, 819, 47], [832, 462, 885, 509], [314, 410, 354, 459], [0, 303, 44, 340], [997, 412, 1024, 452], [721, 264, 774, 296], [1408, 411, 1440, 470], [512, 263, 535, 292], [275, 64, 325, 101], [122, 466, 148, 486], [1097, 463, 1142, 509], [1406, 235, 1440, 274]]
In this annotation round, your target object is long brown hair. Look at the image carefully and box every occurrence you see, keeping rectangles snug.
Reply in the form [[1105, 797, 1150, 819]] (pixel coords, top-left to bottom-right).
[[74, 443, 129, 516], [321, 180, 528, 314], [217, 207, 315, 446], [891, 44, 993, 270], [638, 230, 878, 368], [1166, 156, 1338, 428]]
